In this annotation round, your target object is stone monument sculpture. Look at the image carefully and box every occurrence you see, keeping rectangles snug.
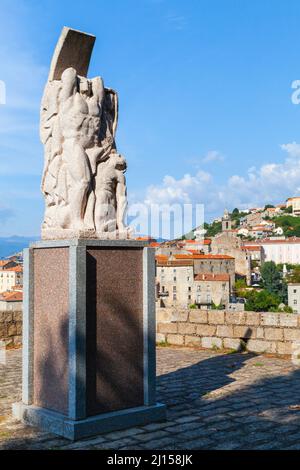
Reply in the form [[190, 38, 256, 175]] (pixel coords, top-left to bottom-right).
[[40, 28, 129, 239], [13, 27, 166, 440]]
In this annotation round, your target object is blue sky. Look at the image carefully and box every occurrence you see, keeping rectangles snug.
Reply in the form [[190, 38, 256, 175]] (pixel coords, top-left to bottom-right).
[[1, 0, 300, 236]]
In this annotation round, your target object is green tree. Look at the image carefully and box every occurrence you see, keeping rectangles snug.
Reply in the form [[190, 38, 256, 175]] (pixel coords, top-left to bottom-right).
[[245, 290, 281, 312], [274, 214, 300, 237], [283, 205, 293, 214], [204, 221, 222, 237], [287, 266, 300, 283], [264, 204, 274, 210], [261, 261, 282, 294], [261, 261, 287, 303], [234, 279, 247, 297]]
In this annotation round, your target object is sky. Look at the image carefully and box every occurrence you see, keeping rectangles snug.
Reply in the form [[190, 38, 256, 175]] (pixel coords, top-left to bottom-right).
[[1, 0, 300, 236]]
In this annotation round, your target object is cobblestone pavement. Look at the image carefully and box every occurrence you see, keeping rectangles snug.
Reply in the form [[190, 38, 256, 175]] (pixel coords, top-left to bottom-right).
[[1, 347, 300, 450]]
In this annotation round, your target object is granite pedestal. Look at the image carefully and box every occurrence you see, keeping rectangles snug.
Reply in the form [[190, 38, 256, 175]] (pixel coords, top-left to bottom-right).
[[13, 239, 166, 440]]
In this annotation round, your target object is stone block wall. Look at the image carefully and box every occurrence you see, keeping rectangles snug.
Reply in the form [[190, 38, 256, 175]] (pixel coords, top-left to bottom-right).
[[0, 311, 22, 347], [157, 308, 300, 356]]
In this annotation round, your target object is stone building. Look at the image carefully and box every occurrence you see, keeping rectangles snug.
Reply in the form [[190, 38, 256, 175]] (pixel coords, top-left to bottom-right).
[[242, 245, 262, 264], [156, 258, 194, 307], [243, 211, 264, 228], [286, 197, 300, 216], [210, 231, 251, 285], [156, 239, 211, 256], [222, 209, 232, 231], [250, 237, 300, 265], [180, 238, 211, 254], [191, 254, 235, 288], [156, 254, 232, 308], [288, 283, 300, 314], [0, 266, 23, 293], [193, 273, 230, 309], [0, 291, 22, 311]]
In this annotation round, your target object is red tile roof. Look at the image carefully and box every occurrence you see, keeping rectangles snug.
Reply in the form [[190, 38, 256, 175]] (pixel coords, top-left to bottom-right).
[[183, 239, 211, 245], [174, 254, 235, 260], [0, 291, 22, 301], [242, 246, 261, 251], [136, 236, 157, 241], [156, 255, 168, 261], [4, 266, 23, 273], [260, 237, 300, 244], [155, 253, 235, 265], [156, 260, 194, 267]]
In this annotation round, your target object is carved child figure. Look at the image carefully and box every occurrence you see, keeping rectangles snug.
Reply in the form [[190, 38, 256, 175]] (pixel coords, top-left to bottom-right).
[[94, 153, 128, 233]]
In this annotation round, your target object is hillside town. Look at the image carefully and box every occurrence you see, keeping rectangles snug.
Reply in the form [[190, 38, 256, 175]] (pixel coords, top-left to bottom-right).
[[151, 196, 300, 314], [0, 253, 23, 311], [2, 197, 300, 316]]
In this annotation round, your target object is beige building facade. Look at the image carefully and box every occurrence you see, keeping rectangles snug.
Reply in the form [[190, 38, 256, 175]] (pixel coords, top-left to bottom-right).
[[0, 267, 23, 293], [156, 256, 231, 309], [288, 284, 300, 314], [286, 197, 300, 216]]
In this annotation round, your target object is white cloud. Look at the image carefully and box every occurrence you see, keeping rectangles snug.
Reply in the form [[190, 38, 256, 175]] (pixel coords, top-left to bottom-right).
[[142, 143, 300, 220], [280, 142, 300, 158], [145, 170, 211, 206], [202, 150, 225, 163]]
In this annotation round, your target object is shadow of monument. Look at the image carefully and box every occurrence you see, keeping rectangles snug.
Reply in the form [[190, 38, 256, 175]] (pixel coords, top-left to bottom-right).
[[2, 348, 300, 449]]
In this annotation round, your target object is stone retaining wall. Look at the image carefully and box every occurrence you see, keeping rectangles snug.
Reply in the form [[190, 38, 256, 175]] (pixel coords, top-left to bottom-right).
[[0, 311, 22, 347], [156, 308, 300, 356], [2, 306, 299, 355]]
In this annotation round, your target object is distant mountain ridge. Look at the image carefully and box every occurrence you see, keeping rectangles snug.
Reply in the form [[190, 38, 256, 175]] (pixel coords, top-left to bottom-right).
[[0, 236, 38, 258]]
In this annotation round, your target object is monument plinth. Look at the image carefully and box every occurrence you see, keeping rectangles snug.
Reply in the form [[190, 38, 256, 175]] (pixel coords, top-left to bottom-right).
[[13, 27, 166, 440]]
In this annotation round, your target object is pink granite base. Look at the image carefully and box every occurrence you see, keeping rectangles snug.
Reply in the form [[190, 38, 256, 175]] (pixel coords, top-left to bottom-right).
[[33, 247, 69, 415]]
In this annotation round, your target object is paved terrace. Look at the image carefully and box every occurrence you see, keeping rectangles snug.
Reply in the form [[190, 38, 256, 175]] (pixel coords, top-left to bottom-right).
[[1, 347, 300, 450]]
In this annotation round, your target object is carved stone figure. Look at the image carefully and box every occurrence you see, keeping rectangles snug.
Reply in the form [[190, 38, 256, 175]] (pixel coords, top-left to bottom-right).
[[40, 27, 130, 239]]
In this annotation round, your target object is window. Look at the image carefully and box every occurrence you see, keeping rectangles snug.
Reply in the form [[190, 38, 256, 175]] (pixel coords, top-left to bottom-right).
[[188, 295, 191, 300], [294, 300, 297, 305], [294, 289, 297, 294], [187, 276, 190, 281], [173, 286, 176, 292], [173, 277, 176, 282], [162, 286, 165, 293], [173, 268, 176, 273], [188, 286, 191, 292], [197, 285, 201, 292], [173, 294, 177, 300]]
